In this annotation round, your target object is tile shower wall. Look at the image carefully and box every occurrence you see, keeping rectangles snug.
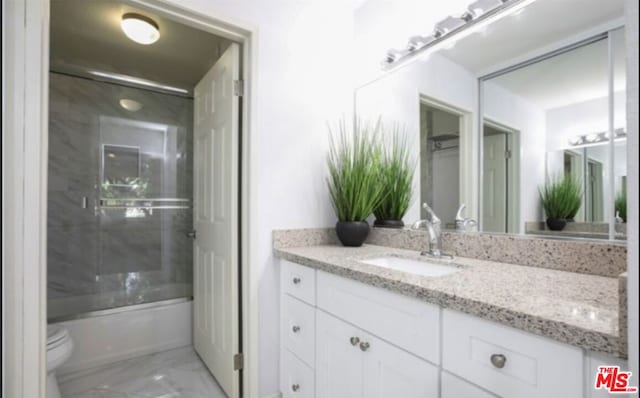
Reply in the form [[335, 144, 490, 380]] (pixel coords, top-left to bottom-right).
[[48, 73, 194, 320]]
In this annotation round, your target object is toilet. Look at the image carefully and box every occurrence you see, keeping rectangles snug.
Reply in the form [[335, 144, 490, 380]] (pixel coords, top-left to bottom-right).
[[46, 325, 73, 398]]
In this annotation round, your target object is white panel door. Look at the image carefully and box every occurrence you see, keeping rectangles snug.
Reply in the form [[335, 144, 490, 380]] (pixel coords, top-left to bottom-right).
[[193, 43, 240, 398], [362, 333, 440, 398], [316, 311, 364, 398], [483, 133, 507, 233]]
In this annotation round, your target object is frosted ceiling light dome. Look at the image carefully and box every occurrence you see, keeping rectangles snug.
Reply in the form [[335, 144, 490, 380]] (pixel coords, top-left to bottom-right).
[[119, 98, 143, 112], [121, 13, 160, 45]]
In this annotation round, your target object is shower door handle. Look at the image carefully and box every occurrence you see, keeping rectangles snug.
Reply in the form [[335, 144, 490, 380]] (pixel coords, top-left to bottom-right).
[[185, 230, 197, 239]]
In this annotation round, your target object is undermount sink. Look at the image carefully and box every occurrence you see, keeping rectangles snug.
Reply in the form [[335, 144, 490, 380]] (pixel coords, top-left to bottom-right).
[[360, 256, 461, 277]]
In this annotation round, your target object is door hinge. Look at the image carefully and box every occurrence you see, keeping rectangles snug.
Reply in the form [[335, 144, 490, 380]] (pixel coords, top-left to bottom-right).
[[504, 149, 512, 159], [233, 80, 244, 97], [233, 353, 244, 370]]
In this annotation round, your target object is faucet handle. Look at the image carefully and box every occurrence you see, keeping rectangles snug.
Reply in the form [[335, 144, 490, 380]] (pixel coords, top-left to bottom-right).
[[455, 204, 466, 221], [422, 202, 441, 224]]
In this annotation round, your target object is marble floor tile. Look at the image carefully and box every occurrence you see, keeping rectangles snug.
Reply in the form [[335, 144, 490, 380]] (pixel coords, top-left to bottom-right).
[[59, 346, 227, 398]]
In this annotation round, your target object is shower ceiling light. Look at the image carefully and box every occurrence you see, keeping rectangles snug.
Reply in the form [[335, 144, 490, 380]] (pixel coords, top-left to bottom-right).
[[381, 0, 537, 69], [120, 98, 143, 112], [121, 13, 160, 45]]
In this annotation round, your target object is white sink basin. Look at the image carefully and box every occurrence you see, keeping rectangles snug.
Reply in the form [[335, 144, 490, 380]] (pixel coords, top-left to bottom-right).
[[360, 256, 461, 277]]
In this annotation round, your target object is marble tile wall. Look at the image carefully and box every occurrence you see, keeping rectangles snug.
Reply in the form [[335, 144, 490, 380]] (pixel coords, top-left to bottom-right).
[[48, 73, 194, 315]]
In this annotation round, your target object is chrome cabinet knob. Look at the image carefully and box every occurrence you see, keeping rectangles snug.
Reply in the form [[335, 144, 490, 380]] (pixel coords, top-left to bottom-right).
[[359, 341, 370, 352], [291, 384, 300, 392], [292, 277, 301, 284], [349, 336, 360, 346], [292, 325, 301, 333], [490, 354, 507, 369], [185, 230, 197, 239]]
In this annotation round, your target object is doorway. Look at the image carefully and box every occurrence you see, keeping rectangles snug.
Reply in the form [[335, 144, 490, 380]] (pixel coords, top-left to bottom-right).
[[44, 1, 248, 397], [482, 121, 520, 233]]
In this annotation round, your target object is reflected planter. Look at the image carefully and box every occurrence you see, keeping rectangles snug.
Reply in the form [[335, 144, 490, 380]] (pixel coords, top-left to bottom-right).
[[373, 219, 405, 229], [546, 218, 567, 231], [336, 221, 370, 247]]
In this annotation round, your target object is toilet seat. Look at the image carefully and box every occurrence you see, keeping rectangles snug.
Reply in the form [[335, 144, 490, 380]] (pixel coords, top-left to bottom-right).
[[47, 326, 69, 350]]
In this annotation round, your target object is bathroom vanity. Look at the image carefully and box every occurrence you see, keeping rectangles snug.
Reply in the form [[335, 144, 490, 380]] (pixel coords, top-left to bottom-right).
[[274, 229, 627, 398]]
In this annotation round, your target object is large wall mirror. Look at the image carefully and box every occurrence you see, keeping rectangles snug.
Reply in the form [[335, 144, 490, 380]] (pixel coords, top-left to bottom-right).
[[355, 0, 627, 241]]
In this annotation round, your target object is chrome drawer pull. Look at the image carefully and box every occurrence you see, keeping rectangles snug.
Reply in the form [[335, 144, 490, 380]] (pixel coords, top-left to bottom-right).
[[490, 353, 507, 368], [292, 325, 301, 333], [292, 277, 301, 284], [350, 336, 360, 346], [291, 384, 300, 392], [359, 341, 370, 352]]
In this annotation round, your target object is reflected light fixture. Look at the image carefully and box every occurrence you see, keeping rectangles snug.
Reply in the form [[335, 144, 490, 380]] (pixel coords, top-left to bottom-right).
[[381, 0, 536, 69], [568, 128, 626, 147], [119, 98, 143, 112], [121, 13, 160, 45]]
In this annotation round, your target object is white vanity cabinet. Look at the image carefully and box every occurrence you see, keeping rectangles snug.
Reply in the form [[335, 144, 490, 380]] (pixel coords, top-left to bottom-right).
[[279, 259, 623, 398]]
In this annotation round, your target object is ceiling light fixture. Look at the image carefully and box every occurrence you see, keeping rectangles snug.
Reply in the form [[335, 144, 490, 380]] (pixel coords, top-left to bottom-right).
[[89, 70, 188, 94], [119, 98, 143, 112], [381, 0, 536, 69], [121, 13, 160, 45]]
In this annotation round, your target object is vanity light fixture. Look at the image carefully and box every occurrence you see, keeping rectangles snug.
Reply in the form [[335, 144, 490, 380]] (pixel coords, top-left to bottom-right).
[[568, 128, 626, 147], [381, 0, 536, 69], [121, 13, 160, 45], [119, 98, 143, 112], [89, 70, 189, 94]]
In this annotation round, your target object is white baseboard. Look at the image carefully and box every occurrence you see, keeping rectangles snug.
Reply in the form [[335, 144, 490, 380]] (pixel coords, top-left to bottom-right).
[[54, 300, 193, 376]]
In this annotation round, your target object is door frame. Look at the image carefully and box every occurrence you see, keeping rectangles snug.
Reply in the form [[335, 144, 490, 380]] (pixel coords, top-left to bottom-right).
[[419, 95, 478, 223], [482, 118, 521, 234], [2, 1, 259, 397]]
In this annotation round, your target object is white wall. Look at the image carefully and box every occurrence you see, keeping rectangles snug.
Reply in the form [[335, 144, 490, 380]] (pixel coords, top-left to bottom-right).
[[624, 0, 639, 388], [354, 0, 470, 86], [483, 81, 547, 229], [356, 52, 478, 223], [164, 1, 354, 396], [545, 92, 626, 152]]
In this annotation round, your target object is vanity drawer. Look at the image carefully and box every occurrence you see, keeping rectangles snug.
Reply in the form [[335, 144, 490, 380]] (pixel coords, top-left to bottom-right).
[[441, 371, 498, 398], [281, 349, 315, 398], [442, 309, 583, 398], [281, 294, 315, 367], [316, 270, 440, 364], [281, 260, 316, 305]]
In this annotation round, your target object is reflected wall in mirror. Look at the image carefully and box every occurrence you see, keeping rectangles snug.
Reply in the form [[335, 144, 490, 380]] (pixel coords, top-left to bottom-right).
[[354, 0, 626, 241]]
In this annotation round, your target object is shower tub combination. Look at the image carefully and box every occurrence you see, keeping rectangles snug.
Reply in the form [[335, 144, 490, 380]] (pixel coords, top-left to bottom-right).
[[47, 72, 196, 375]]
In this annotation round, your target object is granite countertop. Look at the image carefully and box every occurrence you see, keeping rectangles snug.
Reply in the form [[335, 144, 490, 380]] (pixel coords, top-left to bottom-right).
[[274, 243, 624, 358]]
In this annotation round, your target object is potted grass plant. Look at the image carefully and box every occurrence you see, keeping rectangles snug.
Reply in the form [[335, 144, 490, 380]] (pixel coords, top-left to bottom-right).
[[373, 129, 415, 228], [615, 190, 627, 223], [539, 174, 582, 231], [327, 119, 385, 246]]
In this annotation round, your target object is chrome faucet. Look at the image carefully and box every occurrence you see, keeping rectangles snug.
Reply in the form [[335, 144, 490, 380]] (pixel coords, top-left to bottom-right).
[[412, 202, 453, 259], [455, 204, 477, 232]]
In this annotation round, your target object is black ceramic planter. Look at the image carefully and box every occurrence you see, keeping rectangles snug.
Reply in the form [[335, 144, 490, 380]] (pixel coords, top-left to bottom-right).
[[373, 219, 405, 229], [546, 218, 567, 231], [336, 221, 370, 247]]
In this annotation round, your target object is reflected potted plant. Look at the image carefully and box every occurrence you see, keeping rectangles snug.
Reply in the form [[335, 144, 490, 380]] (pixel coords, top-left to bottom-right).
[[373, 128, 415, 228], [615, 190, 627, 223], [327, 119, 385, 246], [539, 174, 582, 231]]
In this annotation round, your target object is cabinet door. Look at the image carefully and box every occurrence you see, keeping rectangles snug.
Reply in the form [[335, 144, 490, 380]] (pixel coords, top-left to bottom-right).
[[362, 333, 439, 398], [442, 371, 499, 398], [316, 311, 364, 398]]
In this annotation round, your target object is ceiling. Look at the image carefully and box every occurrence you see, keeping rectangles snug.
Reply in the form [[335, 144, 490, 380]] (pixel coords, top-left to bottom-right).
[[50, 0, 232, 94], [440, 0, 625, 110], [487, 34, 626, 110]]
